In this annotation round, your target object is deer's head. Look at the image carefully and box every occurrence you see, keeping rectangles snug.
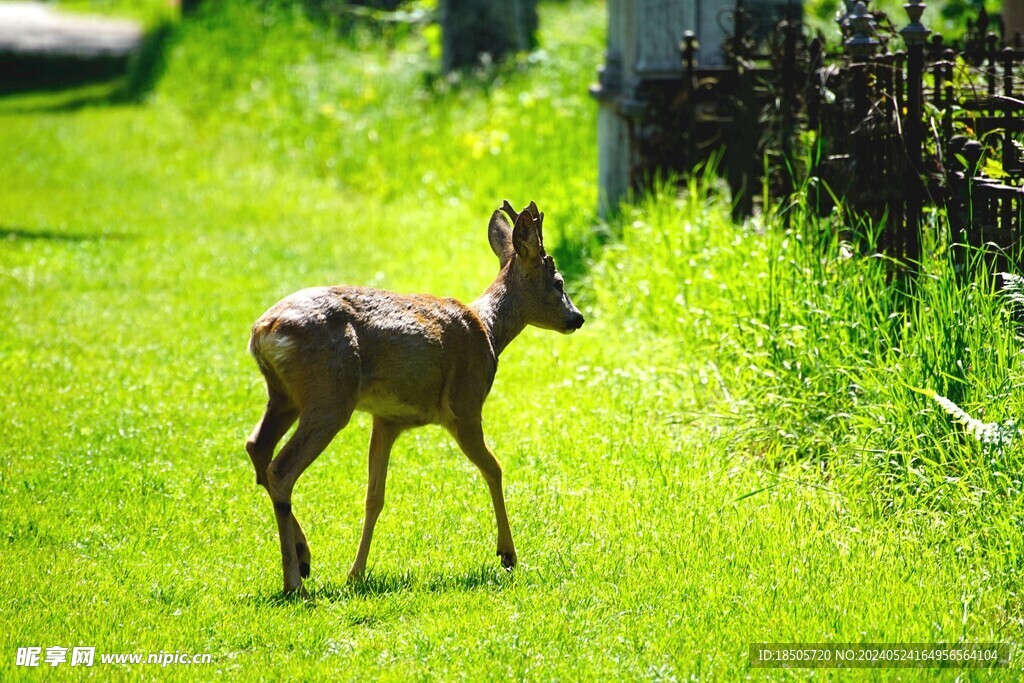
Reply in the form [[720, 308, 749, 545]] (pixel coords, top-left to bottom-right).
[[487, 200, 585, 334]]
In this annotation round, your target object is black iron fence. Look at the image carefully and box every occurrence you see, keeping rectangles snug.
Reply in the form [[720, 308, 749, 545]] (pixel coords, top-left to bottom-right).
[[632, 0, 1024, 270]]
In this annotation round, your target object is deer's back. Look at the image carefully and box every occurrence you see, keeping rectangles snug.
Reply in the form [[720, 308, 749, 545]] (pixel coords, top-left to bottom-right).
[[250, 286, 496, 426]]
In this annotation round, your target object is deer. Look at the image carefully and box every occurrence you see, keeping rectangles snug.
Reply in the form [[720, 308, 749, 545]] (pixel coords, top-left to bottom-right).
[[245, 200, 585, 596]]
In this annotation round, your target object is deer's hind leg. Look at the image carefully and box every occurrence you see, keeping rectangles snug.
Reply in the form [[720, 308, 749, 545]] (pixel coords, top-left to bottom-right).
[[265, 410, 350, 595], [265, 366, 358, 595], [246, 387, 314, 576], [246, 385, 298, 488]]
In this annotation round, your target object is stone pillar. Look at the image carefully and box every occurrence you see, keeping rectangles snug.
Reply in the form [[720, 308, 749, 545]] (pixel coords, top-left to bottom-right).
[[1005, 0, 1024, 45], [590, 0, 802, 216], [440, 0, 538, 72], [591, 0, 702, 215], [592, 0, 628, 215]]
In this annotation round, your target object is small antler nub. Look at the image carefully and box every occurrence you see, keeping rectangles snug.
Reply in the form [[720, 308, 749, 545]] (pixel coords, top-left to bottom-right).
[[500, 200, 519, 223], [525, 201, 543, 245]]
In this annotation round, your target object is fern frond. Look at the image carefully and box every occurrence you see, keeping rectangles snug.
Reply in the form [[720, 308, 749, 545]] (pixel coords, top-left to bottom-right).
[[999, 272, 1024, 309], [914, 387, 1019, 450]]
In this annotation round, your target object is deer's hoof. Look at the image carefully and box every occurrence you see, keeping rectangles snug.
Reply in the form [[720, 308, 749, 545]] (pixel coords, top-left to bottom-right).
[[498, 550, 517, 570], [296, 542, 311, 578], [283, 583, 309, 600]]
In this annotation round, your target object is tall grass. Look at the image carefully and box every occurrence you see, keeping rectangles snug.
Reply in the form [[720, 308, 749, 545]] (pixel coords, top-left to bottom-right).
[[591, 173, 1024, 559]]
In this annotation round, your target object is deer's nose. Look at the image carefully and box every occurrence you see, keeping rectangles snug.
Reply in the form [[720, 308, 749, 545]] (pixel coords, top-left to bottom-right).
[[569, 312, 585, 330]]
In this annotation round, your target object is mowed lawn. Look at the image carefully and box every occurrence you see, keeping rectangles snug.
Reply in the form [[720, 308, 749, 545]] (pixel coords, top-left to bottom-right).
[[1, 1, 1022, 680]]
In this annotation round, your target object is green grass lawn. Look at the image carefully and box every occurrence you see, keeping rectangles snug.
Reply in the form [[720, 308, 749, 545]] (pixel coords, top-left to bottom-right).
[[1, 0, 1022, 679]]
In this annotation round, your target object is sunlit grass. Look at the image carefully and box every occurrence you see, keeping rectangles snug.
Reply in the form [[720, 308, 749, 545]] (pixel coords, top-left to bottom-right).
[[1, 1, 1022, 679]]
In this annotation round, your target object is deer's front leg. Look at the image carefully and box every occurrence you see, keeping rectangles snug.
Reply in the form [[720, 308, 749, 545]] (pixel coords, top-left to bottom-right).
[[450, 420, 517, 569], [348, 418, 401, 581]]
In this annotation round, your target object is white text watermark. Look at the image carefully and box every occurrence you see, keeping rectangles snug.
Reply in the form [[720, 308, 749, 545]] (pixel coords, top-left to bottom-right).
[[15, 646, 212, 668]]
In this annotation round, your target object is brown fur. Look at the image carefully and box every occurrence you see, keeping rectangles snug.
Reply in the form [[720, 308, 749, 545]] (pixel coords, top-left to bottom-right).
[[246, 201, 584, 596]]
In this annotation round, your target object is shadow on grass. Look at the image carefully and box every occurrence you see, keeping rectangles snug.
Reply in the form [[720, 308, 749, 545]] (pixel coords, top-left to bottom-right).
[[550, 228, 604, 287], [2, 226, 133, 242], [0, 22, 172, 111], [238, 565, 512, 614], [548, 212, 617, 289], [314, 564, 515, 601], [113, 22, 173, 104], [242, 564, 515, 607]]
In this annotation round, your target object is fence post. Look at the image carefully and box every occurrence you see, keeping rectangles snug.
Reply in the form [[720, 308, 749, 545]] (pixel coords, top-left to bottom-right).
[[900, 0, 930, 268], [894, 51, 906, 115], [726, 0, 758, 218], [680, 31, 698, 167], [807, 36, 823, 130], [947, 134, 969, 267], [986, 32, 999, 104], [779, 19, 799, 204], [942, 48, 955, 141], [931, 35, 944, 107], [1003, 47, 1017, 174], [961, 140, 985, 251], [845, 3, 877, 121]]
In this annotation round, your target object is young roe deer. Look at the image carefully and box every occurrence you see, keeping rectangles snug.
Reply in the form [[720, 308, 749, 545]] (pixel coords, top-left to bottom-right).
[[246, 201, 585, 596]]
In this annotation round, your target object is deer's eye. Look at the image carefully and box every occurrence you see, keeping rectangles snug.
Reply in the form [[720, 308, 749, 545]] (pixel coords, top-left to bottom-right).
[[555, 278, 564, 293]]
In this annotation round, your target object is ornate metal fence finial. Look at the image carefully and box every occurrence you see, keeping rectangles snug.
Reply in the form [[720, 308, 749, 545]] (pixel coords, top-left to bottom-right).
[[900, 1, 930, 46], [845, 2, 878, 59], [837, 0, 857, 36]]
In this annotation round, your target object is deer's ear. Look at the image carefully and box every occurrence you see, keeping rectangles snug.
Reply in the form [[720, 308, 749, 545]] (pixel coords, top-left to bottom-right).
[[512, 210, 541, 261], [488, 209, 515, 267]]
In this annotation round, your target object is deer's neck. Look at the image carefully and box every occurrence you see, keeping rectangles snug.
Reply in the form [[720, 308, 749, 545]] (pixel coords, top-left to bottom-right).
[[471, 278, 526, 358]]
